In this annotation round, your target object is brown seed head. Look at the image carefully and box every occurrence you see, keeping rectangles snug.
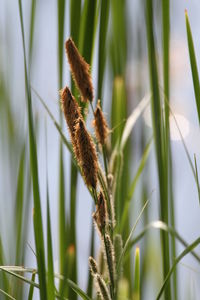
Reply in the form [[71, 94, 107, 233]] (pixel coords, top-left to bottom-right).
[[93, 101, 109, 145], [89, 256, 98, 275], [65, 38, 94, 102], [93, 191, 106, 233], [75, 118, 98, 188], [60, 86, 82, 160]]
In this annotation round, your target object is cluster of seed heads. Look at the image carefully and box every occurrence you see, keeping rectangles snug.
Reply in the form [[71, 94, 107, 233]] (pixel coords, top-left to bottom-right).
[[61, 37, 120, 300]]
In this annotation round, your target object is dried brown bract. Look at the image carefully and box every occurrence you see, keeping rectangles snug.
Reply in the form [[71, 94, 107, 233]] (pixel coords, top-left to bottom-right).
[[65, 38, 94, 102], [93, 101, 109, 145], [93, 191, 107, 233], [60, 86, 82, 160], [75, 118, 98, 188]]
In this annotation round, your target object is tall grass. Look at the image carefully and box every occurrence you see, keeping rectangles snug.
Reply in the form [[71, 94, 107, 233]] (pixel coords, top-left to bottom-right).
[[0, 1, 200, 300]]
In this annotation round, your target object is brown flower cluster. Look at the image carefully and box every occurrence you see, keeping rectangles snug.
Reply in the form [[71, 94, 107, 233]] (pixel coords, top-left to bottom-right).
[[65, 38, 94, 102]]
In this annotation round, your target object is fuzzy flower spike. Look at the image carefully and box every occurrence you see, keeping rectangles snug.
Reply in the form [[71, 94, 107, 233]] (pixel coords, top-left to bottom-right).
[[60, 86, 82, 160], [65, 37, 94, 102], [93, 100, 109, 146], [75, 118, 98, 189]]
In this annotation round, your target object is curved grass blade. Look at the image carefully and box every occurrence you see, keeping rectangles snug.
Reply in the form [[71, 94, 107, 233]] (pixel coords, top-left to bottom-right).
[[67, 279, 92, 300], [185, 11, 200, 123], [0, 267, 39, 289], [18, 1, 47, 298], [119, 94, 150, 152], [156, 237, 200, 299], [127, 221, 200, 264]]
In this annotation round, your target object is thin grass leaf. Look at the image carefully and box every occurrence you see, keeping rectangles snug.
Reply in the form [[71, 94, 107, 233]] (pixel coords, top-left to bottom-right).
[[194, 154, 200, 204], [28, 272, 36, 300], [185, 11, 200, 123], [0, 266, 36, 273], [18, 2, 47, 298], [166, 101, 200, 197], [58, 144, 67, 289], [0, 288, 16, 300], [119, 138, 152, 232], [28, 0, 36, 67], [86, 220, 95, 297], [117, 198, 150, 274], [32, 87, 73, 157], [127, 221, 200, 264], [47, 189, 55, 300], [67, 279, 92, 300], [119, 94, 150, 152], [156, 237, 200, 300], [0, 267, 39, 289], [15, 146, 25, 265]]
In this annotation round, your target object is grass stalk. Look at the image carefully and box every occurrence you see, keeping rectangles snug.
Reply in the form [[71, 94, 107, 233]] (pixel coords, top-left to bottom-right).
[[18, 1, 47, 298]]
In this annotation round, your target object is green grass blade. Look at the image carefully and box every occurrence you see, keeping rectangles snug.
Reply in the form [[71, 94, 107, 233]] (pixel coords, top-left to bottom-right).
[[0, 238, 9, 295], [97, 0, 110, 102], [67, 279, 92, 300], [57, 0, 65, 89], [146, 2, 171, 298], [79, 0, 98, 62], [119, 138, 152, 232], [18, 2, 47, 298], [47, 188, 55, 300], [57, 3, 67, 292], [0, 267, 39, 289], [28, 272, 36, 300], [70, 0, 81, 45], [28, 0, 36, 67], [111, 77, 127, 147], [156, 237, 200, 300], [110, 0, 127, 76], [15, 146, 25, 265], [117, 198, 149, 274], [58, 145, 66, 284], [127, 221, 200, 264], [0, 288, 16, 300], [133, 247, 140, 300], [119, 94, 150, 152], [162, 0, 170, 129], [194, 154, 200, 204], [86, 224, 95, 297], [185, 11, 200, 123]]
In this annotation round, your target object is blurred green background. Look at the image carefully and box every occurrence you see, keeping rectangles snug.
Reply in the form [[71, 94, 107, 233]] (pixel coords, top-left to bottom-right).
[[0, 0, 200, 299]]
